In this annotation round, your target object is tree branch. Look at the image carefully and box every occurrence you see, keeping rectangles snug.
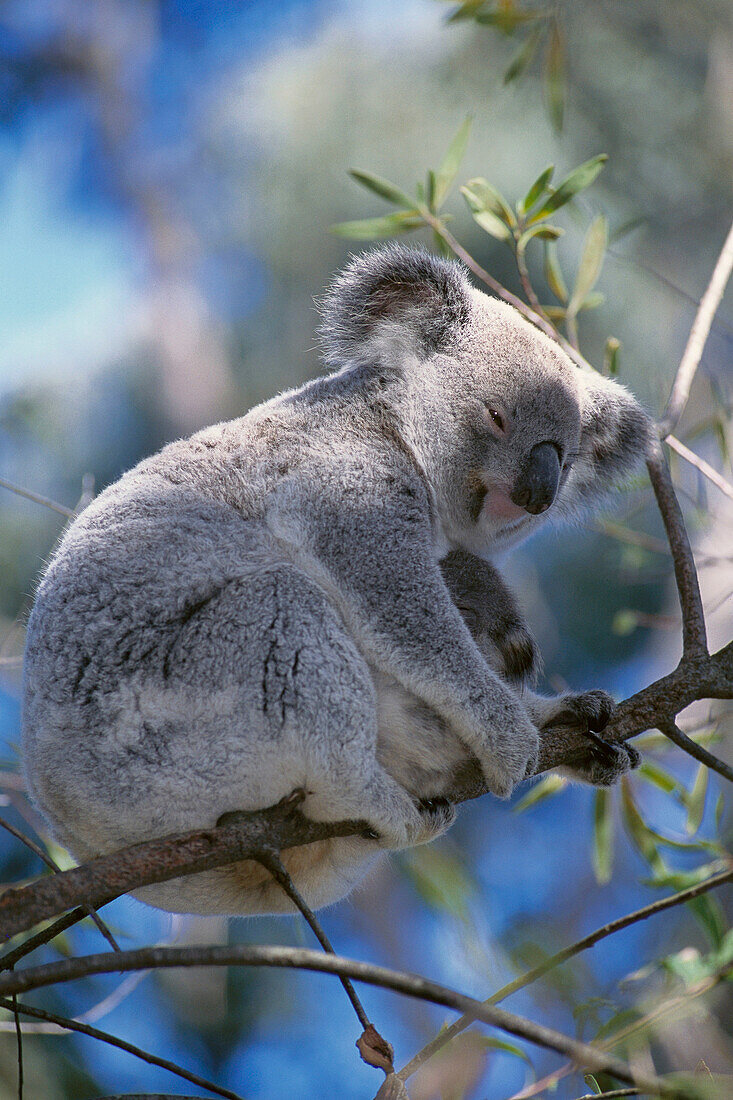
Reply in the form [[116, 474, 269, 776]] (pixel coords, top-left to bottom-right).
[[645, 441, 708, 658], [0, 944, 702, 1098], [659, 219, 733, 439], [0, 996, 244, 1100], [2, 641, 732, 945]]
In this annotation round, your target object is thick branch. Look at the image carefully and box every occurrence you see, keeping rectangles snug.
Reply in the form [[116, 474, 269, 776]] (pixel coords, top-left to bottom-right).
[[0, 944, 698, 1097], [2, 644, 731, 944]]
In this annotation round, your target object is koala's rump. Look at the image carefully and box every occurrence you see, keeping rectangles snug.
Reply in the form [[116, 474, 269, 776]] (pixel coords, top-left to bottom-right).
[[22, 488, 383, 910]]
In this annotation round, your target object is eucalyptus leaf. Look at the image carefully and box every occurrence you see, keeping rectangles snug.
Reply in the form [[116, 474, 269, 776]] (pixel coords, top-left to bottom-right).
[[504, 26, 542, 84], [433, 115, 472, 210], [578, 290, 605, 311], [604, 336, 621, 376], [518, 164, 554, 216], [583, 1074, 602, 1095], [638, 760, 682, 797], [462, 177, 516, 226], [544, 20, 565, 132], [685, 763, 708, 836], [330, 211, 425, 239], [542, 305, 567, 322], [513, 774, 567, 813], [477, 1037, 533, 1065], [348, 169, 415, 208], [517, 224, 563, 250], [530, 153, 608, 220], [620, 780, 666, 874], [568, 215, 607, 317], [446, 0, 488, 24], [476, 9, 549, 33], [543, 240, 568, 302], [592, 787, 614, 885]]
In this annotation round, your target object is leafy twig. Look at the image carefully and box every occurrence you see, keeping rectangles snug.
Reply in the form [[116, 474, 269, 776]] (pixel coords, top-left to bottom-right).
[[396, 865, 733, 1082]]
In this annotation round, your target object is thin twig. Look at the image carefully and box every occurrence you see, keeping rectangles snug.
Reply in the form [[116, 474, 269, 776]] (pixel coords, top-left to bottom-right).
[[421, 210, 593, 371], [515, 245, 549, 321], [508, 960, 733, 1099], [645, 441, 708, 658], [0, 816, 119, 955], [0, 997, 244, 1100], [254, 846, 373, 1033], [660, 219, 733, 437], [0, 945, 699, 1097], [1, 907, 91, 970], [574, 1091, 642, 1100], [0, 478, 74, 518], [659, 720, 733, 784], [396, 865, 733, 1081], [665, 433, 733, 503]]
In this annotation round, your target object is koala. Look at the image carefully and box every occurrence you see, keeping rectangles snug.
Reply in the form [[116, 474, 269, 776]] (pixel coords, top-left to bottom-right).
[[22, 245, 650, 915]]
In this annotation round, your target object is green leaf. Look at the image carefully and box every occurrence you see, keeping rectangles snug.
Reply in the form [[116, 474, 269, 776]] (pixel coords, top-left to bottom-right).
[[513, 774, 567, 813], [400, 844, 476, 920], [544, 20, 565, 132], [518, 164, 554, 216], [604, 336, 621, 376], [543, 240, 568, 301], [476, 10, 549, 33], [638, 760, 682, 797], [715, 791, 724, 830], [348, 169, 415, 208], [688, 895, 727, 949], [592, 788, 614, 884], [578, 291, 605, 311], [462, 177, 516, 226], [609, 215, 646, 244], [517, 224, 563, 250], [542, 305, 567, 322], [433, 116, 472, 210], [685, 764, 708, 835], [504, 26, 542, 84], [531, 154, 608, 220], [330, 211, 425, 240], [446, 0, 488, 25], [476, 1036, 533, 1065], [620, 780, 666, 874], [568, 215, 608, 317], [583, 1074, 602, 1095]]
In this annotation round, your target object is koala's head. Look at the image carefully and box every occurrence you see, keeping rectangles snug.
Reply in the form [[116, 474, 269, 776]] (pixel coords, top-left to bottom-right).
[[320, 246, 651, 553]]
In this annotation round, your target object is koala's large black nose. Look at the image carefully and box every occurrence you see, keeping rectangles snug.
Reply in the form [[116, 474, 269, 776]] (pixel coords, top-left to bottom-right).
[[510, 442, 561, 515]]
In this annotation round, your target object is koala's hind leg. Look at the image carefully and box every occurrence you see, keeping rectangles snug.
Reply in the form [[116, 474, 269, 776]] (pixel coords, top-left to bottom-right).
[[526, 689, 640, 786]]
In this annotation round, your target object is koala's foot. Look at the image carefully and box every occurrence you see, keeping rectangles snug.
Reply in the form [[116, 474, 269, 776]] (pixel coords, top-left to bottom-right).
[[536, 689, 641, 786], [484, 720, 541, 798]]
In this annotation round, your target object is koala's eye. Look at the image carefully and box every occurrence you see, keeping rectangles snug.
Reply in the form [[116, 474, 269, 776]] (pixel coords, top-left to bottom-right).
[[483, 403, 509, 437]]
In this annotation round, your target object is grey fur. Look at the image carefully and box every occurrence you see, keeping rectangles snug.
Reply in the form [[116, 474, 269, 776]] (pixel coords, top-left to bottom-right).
[[22, 246, 650, 915]]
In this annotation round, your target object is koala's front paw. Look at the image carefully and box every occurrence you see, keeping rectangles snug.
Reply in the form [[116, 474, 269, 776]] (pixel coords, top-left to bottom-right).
[[540, 689, 641, 786], [481, 722, 541, 799]]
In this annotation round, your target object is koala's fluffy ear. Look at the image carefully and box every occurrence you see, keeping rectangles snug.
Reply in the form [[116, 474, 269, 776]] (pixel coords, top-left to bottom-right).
[[319, 245, 472, 367], [563, 371, 653, 513]]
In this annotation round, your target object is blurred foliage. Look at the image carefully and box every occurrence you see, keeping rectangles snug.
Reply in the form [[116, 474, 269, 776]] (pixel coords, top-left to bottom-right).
[[0, 1, 731, 1098]]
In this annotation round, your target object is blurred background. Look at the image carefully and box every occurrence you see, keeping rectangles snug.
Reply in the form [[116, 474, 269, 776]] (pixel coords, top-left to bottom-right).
[[0, 1, 731, 1097]]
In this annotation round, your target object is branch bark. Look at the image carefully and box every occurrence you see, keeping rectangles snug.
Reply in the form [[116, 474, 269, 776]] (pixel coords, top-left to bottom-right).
[[0, 944, 702, 1098], [2, 641, 731, 945]]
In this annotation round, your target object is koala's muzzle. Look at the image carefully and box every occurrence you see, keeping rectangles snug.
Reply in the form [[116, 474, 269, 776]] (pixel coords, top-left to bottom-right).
[[510, 442, 561, 515]]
